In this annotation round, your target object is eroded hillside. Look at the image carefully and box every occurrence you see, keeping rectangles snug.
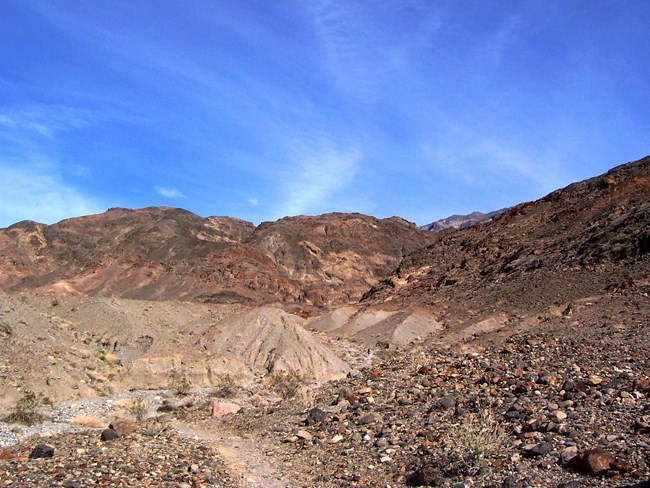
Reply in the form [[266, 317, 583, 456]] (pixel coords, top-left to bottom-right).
[[0, 210, 432, 310]]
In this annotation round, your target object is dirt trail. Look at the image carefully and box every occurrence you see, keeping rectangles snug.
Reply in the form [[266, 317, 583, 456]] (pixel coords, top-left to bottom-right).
[[172, 421, 299, 488]]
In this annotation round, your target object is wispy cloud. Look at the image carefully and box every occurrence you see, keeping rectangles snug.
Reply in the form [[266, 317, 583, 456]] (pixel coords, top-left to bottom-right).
[[0, 105, 110, 138], [155, 186, 185, 199], [0, 101, 116, 227], [307, 0, 440, 101], [247, 197, 259, 207], [423, 127, 567, 203], [273, 138, 361, 218], [0, 158, 104, 227]]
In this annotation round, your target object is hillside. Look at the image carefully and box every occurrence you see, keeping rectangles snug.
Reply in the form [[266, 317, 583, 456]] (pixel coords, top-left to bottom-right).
[[363, 156, 650, 333], [0, 210, 432, 311]]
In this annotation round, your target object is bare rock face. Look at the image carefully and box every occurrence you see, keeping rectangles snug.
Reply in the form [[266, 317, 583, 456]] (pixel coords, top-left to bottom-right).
[[0, 209, 431, 309], [363, 156, 650, 331]]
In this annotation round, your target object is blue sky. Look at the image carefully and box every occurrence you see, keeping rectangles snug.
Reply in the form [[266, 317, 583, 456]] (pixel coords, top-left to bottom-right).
[[1, 1, 648, 228]]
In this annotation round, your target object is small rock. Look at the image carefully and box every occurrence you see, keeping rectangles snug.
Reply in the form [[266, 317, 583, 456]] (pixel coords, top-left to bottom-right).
[[211, 402, 241, 418], [436, 394, 457, 410], [358, 413, 378, 425], [633, 377, 650, 392], [368, 369, 382, 379], [296, 430, 313, 441], [501, 474, 520, 488], [330, 434, 344, 443], [560, 445, 578, 464], [568, 448, 615, 476], [29, 444, 54, 459], [405, 466, 443, 486], [522, 442, 553, 458], [304, 407, 328, 426], [375, 437, 389, 448], [556, 481, 583, 488], [553, 411, 568, 421], [109, 418, 137, 436], [101, 428, 119, 442], [452, 481, 474, 488], [588, 375, 603, 386]]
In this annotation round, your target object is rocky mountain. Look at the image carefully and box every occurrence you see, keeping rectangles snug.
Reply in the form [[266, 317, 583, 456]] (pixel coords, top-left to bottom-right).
[[419, 209, 505, 232], [0, 209, 432, 311], [363, 156, 650, 333]]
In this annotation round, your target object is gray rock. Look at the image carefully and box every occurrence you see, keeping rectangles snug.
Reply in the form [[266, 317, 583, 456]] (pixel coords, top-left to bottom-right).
[[29, 443, 54, 459], [101, 428, 120, 442]]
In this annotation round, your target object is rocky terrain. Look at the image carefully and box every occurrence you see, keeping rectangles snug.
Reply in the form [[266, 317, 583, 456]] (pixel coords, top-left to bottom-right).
[[364, 157, 650, 330], [0, 155, 648, 487]]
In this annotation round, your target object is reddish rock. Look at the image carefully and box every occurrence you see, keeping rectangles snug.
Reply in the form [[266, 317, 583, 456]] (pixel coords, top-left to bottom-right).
[[367, 369, 382, 379], [515, 381, 537, 393], [211, 402, 241, 418], [611, 457, 636, 475], [633, 377, 650, 392], [0, 450, 14, 460], [109, 419, 137, 436], [569, 448, 615, 476]]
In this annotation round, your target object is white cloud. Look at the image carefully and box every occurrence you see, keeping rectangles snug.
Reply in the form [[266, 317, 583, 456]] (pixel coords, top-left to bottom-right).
[[0, 159, 104, 227], [273, 139, 361, 218], [155, 186, 186, 199], [247, 197, 259, 207]]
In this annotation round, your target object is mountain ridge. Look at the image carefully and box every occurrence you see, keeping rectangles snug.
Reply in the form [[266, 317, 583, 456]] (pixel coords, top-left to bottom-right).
[[0, 208, 432, 311], [419, 208, 506, 232]]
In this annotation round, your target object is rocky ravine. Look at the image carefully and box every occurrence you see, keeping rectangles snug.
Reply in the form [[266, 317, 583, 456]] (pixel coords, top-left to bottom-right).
[[1, 289, 648, 487], [0, 156, 649, 487]]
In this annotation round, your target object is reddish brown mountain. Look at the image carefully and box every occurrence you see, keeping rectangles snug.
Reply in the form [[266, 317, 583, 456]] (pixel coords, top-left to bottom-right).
[[363, 156, 650, 328], [0, 208, 431, 310]]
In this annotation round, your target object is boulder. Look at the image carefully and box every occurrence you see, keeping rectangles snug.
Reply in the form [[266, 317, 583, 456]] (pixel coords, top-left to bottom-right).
[[211, 402, 241, 418]]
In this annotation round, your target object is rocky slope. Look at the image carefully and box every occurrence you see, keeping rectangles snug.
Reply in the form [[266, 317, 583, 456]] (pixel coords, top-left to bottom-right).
[[0, 209, 432, 310], [364, 156, 650, 333]]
